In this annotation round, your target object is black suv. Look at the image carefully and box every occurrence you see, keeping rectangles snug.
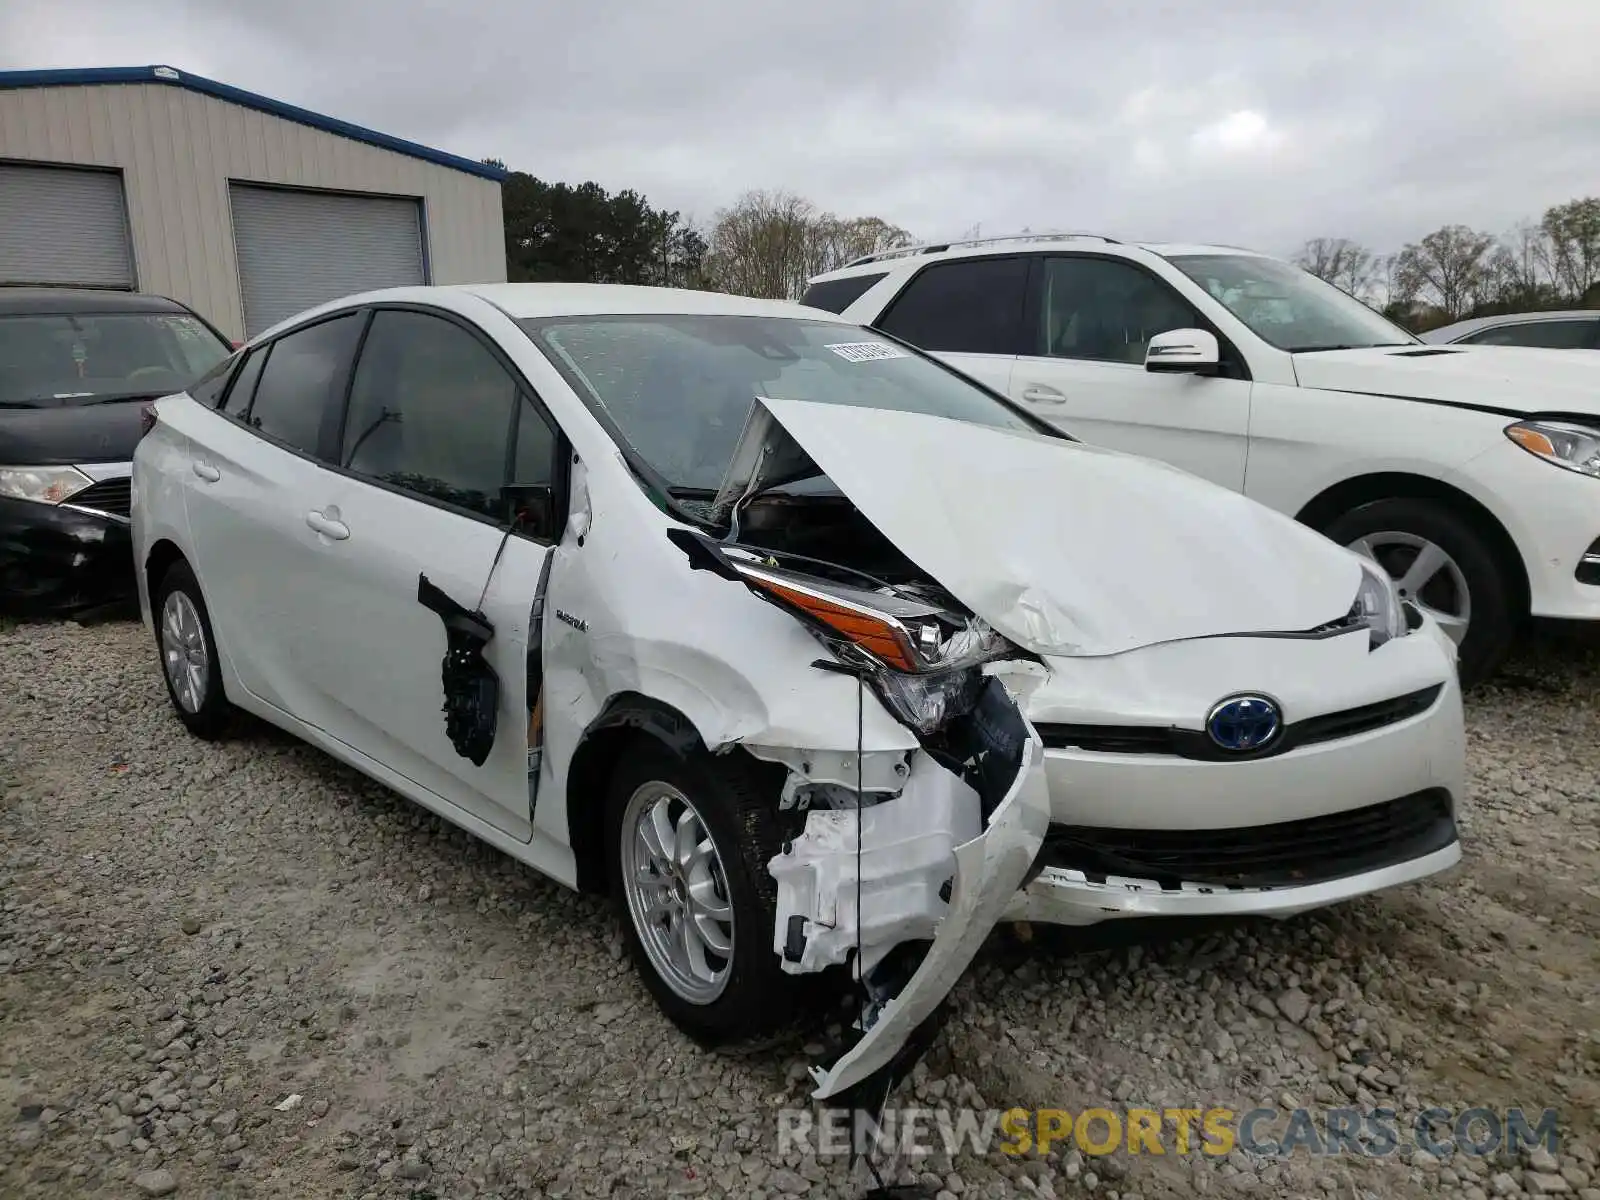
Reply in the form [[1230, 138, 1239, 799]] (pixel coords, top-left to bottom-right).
[[1, 288, 231, 615]]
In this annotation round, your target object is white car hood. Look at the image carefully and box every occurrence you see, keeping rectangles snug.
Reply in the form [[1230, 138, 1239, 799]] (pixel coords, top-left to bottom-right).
[[1291, 345, 1600, 413], [752, 397, 1364, 657]]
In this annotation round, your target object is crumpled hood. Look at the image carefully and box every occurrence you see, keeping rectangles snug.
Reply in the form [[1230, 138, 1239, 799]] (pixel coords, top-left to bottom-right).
[[1291, 345, 1600, 413], [755, 397, 1364, 657]]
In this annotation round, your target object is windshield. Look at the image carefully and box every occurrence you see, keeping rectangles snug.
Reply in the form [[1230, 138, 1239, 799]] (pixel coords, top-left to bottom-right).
[[520, 314, 1042, 492], [1166, 254, 1419, 352], [0, 311, 230, 407]]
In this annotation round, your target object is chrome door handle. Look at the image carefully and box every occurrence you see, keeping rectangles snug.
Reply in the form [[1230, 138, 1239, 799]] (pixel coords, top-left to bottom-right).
[[305, 510, 350, 541], [1020, 384, 1067, 404], [192, 462, 221, 482]]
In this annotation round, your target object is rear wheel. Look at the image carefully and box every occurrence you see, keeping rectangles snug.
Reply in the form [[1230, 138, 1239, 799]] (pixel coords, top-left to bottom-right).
[[1324, 497, 1515, 685], [152, 560, 231, 739], [606, 743, 795, 1045]]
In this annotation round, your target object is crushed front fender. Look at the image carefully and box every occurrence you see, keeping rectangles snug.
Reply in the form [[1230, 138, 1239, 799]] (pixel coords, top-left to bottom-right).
[[808, 722, 1050, 1103]]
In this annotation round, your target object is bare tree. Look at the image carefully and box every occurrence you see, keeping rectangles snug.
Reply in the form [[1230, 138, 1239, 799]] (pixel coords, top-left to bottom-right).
[[705, 191, 912, 299], [1484, 222, 1556, 310], [1393, 225, 1496, 321], [1540, 196, 1600, 302], [1295, 237, 1376, 299], [1369, 253, 1401, 311]]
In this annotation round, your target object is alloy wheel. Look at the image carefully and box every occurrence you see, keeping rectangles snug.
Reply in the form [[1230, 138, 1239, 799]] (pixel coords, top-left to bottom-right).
[[160, 590, 209, 712], [619, 781, 735, 1005]]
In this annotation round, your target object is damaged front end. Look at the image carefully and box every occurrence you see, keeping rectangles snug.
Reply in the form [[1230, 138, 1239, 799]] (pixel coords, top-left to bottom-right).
[[673, 526, 1050, 1106]]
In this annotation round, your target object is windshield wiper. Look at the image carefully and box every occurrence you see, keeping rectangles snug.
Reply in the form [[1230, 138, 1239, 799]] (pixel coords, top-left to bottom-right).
[[5, 389, 172, 408], [64, 389, 174, 406], [1289, 343, 1417, 353]]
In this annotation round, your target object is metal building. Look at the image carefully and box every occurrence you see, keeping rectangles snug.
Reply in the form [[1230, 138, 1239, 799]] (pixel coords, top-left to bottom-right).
[[0, 65, 507, 340]]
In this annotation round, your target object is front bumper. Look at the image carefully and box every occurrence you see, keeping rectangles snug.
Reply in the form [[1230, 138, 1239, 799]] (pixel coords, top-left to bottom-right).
[[0, 495, 135, 615], [809, 726, 1050, 1101], [1017, 621, 1466, 923], [1004, 841, 1460, 925], [1445, 441, 1600, 623]]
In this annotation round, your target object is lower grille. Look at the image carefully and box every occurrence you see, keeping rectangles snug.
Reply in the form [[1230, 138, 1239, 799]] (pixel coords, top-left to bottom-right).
[[1039, 789, 1455, 889], [68, 477, 132, 519]]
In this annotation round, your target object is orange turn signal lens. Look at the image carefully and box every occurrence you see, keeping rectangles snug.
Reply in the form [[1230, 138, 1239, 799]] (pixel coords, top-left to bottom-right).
[[741, 572, 920, 672], [1506, 426, 1557, 457]]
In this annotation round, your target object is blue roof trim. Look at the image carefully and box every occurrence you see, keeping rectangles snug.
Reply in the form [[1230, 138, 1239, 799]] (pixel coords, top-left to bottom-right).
[[0, 65, 507, 182]]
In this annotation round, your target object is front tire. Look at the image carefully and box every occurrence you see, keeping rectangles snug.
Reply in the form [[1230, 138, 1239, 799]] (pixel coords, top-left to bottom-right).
[[152, 559, 231, 739], [606, 743, 795, 1045], [1324, 497, 1515, 686]]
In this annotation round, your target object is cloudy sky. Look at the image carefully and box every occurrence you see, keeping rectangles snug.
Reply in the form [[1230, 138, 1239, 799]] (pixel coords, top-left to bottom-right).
[[4, 0, 1597, 256]]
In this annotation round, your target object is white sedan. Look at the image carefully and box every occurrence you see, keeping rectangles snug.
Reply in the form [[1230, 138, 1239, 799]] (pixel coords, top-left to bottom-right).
[[131, 283, 1464, 1102]]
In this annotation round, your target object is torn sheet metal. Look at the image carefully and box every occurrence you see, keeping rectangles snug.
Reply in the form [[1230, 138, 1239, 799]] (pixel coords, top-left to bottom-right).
[[809, 724, 1050, 1102], [743, 396, 1364, 657], [769, 752, 981, 976]]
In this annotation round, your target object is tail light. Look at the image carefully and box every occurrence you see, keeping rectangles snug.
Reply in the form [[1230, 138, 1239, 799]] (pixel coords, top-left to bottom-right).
[[139, 403, 159, 439]]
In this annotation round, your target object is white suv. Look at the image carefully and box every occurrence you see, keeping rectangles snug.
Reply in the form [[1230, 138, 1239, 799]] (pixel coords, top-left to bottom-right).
[[806, 235, 1600, 682]]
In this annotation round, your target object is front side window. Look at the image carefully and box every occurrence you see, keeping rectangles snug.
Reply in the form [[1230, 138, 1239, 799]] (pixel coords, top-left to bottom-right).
[[1461, 319, 1598, 349], [0, 311, 230, 409], [874, 257, 1028, 354], [341, 310, 524, 520], [1167, 254, 1418, 352], [1037, 257, 1200, 364], [521, 314, 1043, 494], [245, 313, 362, 454]]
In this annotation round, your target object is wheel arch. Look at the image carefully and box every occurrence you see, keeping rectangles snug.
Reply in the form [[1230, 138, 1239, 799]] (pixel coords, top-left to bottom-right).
[[564, 692, 708, 895], [144, 538, 188, 602], [1294, 472, 1530, 615]]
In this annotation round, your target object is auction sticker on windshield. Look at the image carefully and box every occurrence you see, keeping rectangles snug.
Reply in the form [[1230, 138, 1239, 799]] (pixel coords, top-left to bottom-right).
[[825, 341, 908, 363]]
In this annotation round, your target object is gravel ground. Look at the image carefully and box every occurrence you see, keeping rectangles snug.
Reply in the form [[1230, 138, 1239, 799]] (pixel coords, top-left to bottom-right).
[[2, 616, 1597, 1199]]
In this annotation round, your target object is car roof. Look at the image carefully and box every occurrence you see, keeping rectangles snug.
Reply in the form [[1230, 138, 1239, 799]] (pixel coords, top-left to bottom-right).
[[453, 283, 834, 321], [1421, 310, 1600, 343], [0, 287, 191, 317], [805, 235, 1268, 283]]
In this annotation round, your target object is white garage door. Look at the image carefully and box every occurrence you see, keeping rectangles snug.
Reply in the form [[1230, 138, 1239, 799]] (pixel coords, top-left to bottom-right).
[[229, 184, 426, 336], [0, 164, 135, 288]]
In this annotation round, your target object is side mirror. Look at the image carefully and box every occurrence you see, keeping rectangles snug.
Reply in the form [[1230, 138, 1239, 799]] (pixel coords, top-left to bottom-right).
[[503, 483, 555, 540], [1144, 328, 1220, 374]]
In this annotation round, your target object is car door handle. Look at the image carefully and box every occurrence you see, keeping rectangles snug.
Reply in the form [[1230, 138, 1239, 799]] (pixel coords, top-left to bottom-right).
[[192, 461, 221, 482], [1020, 384, 1067, 404], [305, 510, 350, 541]]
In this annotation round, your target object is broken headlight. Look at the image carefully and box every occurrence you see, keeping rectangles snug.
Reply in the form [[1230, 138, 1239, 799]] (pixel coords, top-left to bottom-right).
[[1352, 559, 1407, 649], [730, 560, 1012, 734]]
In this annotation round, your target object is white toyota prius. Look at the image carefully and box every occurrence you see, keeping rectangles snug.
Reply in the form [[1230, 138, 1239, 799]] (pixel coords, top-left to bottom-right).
[[132, 284, 1465, 1101]]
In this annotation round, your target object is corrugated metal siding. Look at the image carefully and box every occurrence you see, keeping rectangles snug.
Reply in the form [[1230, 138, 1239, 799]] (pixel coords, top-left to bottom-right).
[[230, 184, 424, 335], [0, 162, 135, 287], [0, 82, 506, 340]]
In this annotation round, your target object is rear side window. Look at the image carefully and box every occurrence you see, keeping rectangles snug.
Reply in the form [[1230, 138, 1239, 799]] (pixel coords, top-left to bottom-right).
[[188, 354, 238, 406], [1460, 319, 1598, 349], [875, 257, 1029, 354], [245, 313, 363, 455], [220, 346, 268, 416], [800, 272, 888, 315]]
